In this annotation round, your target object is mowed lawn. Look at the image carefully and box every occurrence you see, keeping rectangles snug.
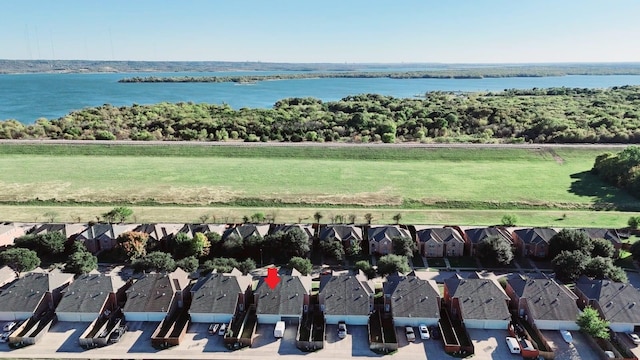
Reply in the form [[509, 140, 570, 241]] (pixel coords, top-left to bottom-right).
[[0, 145, 635, 210]]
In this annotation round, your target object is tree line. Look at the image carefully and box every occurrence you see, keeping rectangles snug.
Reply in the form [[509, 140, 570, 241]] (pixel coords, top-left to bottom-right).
[[592, 146, 640, 198], [2, 86, 640, 143]]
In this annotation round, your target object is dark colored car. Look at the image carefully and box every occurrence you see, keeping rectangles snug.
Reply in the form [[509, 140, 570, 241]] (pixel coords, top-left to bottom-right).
[[428, 325, 441, 340], [109, 326, 127, 344]]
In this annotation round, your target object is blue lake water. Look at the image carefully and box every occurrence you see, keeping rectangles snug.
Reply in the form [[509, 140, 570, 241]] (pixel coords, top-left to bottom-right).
[[2, 72, 640, 124]]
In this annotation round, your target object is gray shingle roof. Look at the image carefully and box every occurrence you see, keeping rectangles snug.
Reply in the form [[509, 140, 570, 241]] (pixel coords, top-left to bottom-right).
[[416, 228, 464, 244], [318, 225, 363, 242], [319, 273, 372, 316], [223, 224, 270, 241], [255, 275, 309, 316], [513, 228, 557, 246], [464, 227, 512, 244], [56, 274, 126, 314], [124, 269, 190, 314], [385, 275, 440, 319], [445, 274, 510, 321], [575, 277, 640, 324], [189, 272, 251, 315], [368, 226, 410, 243], [508, 276, 579, 322], [0, 271, 73, 313], [582, 228, 622, 245]]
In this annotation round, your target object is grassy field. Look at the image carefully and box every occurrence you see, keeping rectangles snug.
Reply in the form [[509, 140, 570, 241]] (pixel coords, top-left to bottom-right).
[[0, 143, 637, 227]]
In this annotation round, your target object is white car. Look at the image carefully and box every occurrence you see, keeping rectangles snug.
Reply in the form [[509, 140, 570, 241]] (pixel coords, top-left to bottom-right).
[[337, 321, 347, 339], [218, 323, 227, 336], [2, 322, 16, 332], [629, 332, 640, 345], [560, 329, 573, 343], [419, 324, 430, 340]]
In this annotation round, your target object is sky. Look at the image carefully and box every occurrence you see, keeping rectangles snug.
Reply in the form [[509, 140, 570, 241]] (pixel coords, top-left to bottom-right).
[[1, 0, 639, 64]]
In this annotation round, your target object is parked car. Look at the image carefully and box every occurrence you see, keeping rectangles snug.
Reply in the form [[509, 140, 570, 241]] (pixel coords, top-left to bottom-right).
[[628, 332, 640, 345], [0, 332, 9, 343], [337, 321, 347, 339], [605, 350, 615, 358], [109, 326, 127, 344], [560, 330, 573, 344], [218, 323, 227, 336], [506, 336, 521, 354], [405, 326, 416, 342], [2, 322, 16, 332], [419, 324, 430, 340], [208, 323, 219, 335], [273, 321, 285, 338], [429, 325, 441, 340]]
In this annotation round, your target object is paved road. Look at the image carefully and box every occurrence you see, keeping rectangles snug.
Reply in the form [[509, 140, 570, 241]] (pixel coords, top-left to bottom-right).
[[0, 139, 632, 149]]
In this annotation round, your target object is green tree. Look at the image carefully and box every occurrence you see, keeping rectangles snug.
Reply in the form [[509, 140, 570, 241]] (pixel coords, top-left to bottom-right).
[[584, 256, 615, 279], [607, 266, 628, 283], [392, 213, 402, 225], [501, 214, 518, 226], [320, 240, 345, 262], [132, 251, 176, 272], [175, 256, 199, 273], [238, 258, 256, 275], [549, 229, 593, 259], [346, 241, 362, 258], [250, 212, 265, 223], [392, 236, 416, 258], [313, 212, 323, 224], [287, 256, 312, 275], [202, 257, 240, 274], [66, 249, 98, 274], [103, 206, 133, 223], [576, 306, 610, 339], [116, 231, 148, 261], [552, 250, 589, 283], [590, 238, 615, 258], [476, 235, 514, 266], [355, 260, 376, 279], [0, 248, 40, 272], [14, 232, 66, 257], [628, 216, 640, 229], [364, 213, 373, 225], [377, 254, 410, 276]]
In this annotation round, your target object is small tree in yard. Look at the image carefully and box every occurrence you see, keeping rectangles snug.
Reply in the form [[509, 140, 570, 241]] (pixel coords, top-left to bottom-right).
[[590, 238, 615, 258], [175, 256, 199, 273], [132, 251, 176, 272], [346, 241, 362, 258], [392, 236, 416, 258], [0, 248, 40, 273], [116, 231, 148, 261], [355, 260, 376, 279], [287, 257, 312, 275], [313, 212, 323, 224], [364, 213, 373, 225], [501, 214, 518, 226], [392, 213, 402, 225], [377, 254, 410, 276], [320, 240, 345, 262], [103, 206, 133, 223], [628, 216, 640, 229], [476, 235, 514, 266], [577, 306, 610, 339], [65, 242, 97, 274], [14, 232, 66, 257], [549, 229, 593, 259]]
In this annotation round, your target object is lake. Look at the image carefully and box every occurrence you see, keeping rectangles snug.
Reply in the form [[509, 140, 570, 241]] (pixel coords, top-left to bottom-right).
[[2, 72, 640, 124]]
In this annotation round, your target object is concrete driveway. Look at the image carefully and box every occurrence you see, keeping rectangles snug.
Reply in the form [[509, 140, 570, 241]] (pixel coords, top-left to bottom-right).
[[542, 330, 601, 360], [466, 328, 514, 360]]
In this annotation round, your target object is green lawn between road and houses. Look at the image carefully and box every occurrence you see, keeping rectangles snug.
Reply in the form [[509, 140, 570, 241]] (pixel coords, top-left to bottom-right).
[[0, 143, 637, 227]]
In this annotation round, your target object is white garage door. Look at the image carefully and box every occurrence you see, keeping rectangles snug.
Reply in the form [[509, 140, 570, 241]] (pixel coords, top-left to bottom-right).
[[190, 313, 232, 324], [57, 312, 97, 322], [325, 315, 369, 325], [464, 319, 508, 329], [125, 312, 166, 322]]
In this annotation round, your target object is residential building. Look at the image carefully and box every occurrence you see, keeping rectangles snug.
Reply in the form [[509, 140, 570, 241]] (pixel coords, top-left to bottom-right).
[[443, 273, 510, 329], [574, 276, 640, 333], [383, 272, 440, 326], [223, 224, 270, 242], [582, 228, 623, 257], [123, 268, 191, 322], [512, 228, 558, 258], [0, 265, 17, 288], [505, 274, 580, 330], [462, 227, 513, 256], [368, 225, 411, 255], [253, 269, 311, 324], [0, 223, 29, 247], [318, 271, 374, 325], [415, 227, 465, 257], [318, 224, 363, 250], [0, 270, 74, 321], [189, 269, 253, 323], [56, 273, 130, 322]]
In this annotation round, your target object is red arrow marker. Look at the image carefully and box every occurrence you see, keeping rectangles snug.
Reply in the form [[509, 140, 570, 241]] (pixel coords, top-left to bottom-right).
[[265, 267, 281, 290]]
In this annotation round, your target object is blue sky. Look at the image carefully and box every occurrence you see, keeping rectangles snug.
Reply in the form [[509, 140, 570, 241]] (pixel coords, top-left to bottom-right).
[[1, 0, 639, 63]]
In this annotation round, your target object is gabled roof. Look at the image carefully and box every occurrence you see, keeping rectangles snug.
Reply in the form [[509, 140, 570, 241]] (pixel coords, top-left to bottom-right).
[[189, 270, 253, 315], [255, 274, 310, 316], [181, 224, 227, 238], [508, 275, 579, 322], [0, 271, 74, 313], [385, 274, 440, 319], [464, 227, 512, 244], [368, 225, 410, 243], [513, 228, 557, 246], [0, 265, 17, 288], [134, 223, 184, 241], [416, 227, 464, 244], [319, 273, 372, 316], [318, 225, 363, 242], [271, 224, 313, 240], [29, 223, 87, 238], [581, 228, 622, 245], [124, 268, 190, 314], [575, 277, 640, 324], [445, 274, 510, 321], [56, 274, 127, 314], [223, 224, 270, 241]]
